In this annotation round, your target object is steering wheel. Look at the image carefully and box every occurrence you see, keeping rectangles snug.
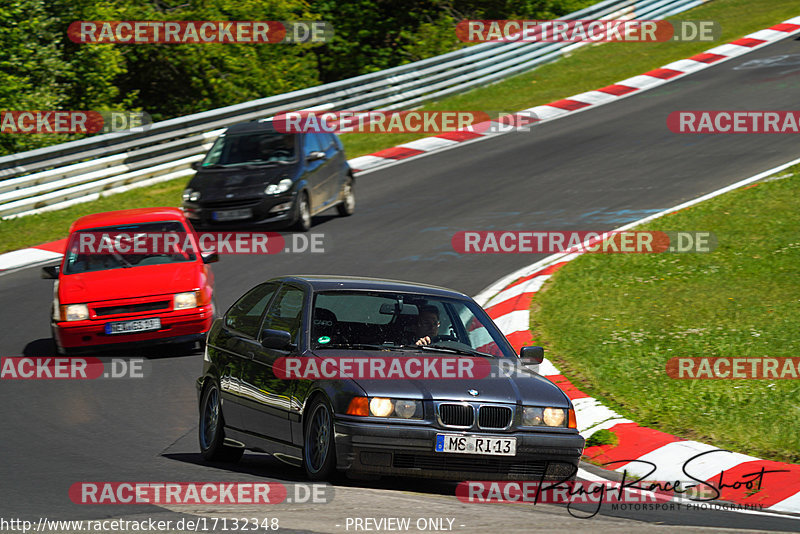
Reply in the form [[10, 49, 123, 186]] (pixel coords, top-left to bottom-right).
[[431, 334, 459, 343]]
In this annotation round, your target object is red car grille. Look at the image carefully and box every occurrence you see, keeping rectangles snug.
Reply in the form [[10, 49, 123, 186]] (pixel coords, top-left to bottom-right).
[[94, 300, 171, 317]]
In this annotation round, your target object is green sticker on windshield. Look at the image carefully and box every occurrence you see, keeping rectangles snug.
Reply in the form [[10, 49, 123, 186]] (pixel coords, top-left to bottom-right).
[[317, 336, 331, 344]]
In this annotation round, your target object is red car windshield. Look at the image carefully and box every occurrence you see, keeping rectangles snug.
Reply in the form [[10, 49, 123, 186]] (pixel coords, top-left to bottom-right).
[[63, 220, 197, 274]]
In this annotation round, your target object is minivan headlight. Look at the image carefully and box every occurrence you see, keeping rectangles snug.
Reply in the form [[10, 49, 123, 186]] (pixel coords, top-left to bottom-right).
[[265, 178, 293, 195]]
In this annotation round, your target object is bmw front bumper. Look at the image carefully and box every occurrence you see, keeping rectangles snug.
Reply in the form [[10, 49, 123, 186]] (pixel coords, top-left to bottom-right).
[[334, 419, 584, 481]]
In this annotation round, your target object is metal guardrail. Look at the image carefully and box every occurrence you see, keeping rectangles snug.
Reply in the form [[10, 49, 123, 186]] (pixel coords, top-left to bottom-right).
[[0, 0, 708, 219]]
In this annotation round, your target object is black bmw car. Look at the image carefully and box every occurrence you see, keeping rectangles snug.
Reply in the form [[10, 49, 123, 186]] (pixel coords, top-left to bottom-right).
[[197, 275, 584, 481], [181, 120, 354, 231]]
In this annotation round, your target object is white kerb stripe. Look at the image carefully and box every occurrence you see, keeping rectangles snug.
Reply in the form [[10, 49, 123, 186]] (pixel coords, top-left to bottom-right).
[[616, 75, 666, 89], [492, 309, 530, 336], [398, 136, 458, 152], [769, 491, 800, 513], [746, 29, 791, 41], [346, 155, 391, 170], [618, 441, 758, 482], [485, 275, 551, 309], [568, 91, 620, 105], [581, 418, 634, 439], [660, 59, 709, 73], [538, 357, 560, 377], [572, 397, 624, 432], [0, 248, 62, 270], [784, 16, 800, 25], [525, 106, 570, 120], [704, 44, 754, 56]]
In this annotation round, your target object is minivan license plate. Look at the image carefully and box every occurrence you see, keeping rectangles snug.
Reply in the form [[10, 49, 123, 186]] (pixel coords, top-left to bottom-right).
[[212, 209, 252, 221]]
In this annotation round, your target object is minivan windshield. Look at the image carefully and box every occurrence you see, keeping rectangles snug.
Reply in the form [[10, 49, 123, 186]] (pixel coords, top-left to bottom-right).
[[202, 132, 296, 167]]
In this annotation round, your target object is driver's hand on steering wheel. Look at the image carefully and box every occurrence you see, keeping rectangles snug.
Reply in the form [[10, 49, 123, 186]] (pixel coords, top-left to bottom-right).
[[415, 336, 432, 346]]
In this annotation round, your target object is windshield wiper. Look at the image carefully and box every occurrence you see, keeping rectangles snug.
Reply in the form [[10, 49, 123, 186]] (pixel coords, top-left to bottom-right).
[[398, 344, 496, 358], [318, 343, 399, 351]]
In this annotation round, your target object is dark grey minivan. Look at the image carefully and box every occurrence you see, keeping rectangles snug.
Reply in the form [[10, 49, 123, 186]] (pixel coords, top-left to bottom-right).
[[182, 120, 354, 231]]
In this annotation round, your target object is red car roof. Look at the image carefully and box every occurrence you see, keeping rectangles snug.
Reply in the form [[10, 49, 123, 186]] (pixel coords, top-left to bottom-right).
[[69, 207, 187, 232]]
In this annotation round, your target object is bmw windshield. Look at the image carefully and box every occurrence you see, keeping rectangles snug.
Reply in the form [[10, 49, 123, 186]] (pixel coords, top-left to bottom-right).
[[310, 290, 515, 358]]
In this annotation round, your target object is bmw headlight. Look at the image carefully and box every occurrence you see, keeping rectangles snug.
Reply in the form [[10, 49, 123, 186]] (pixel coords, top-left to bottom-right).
[[173, 291, 198, 310], [522, 406, 574, 428], [60, 304, 89, 321], [393, 399, 420, 419], [182, 188, 200, 202], [369, 397, 394, 417], [265, 178, 293, 195], [347, 397, 422, 419], [522, 407, 544, 426], [543, 407, 566, 427]]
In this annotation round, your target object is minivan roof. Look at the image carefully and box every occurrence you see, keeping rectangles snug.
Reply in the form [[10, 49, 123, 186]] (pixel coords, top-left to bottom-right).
[[224, 119, 285, 135]]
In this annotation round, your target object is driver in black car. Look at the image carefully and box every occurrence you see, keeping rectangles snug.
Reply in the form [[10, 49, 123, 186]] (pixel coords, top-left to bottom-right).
[[414, 305, 441, 346]]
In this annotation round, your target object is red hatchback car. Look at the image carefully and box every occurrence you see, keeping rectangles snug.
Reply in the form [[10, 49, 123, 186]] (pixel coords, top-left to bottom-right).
[[43, 207, 217, 354]]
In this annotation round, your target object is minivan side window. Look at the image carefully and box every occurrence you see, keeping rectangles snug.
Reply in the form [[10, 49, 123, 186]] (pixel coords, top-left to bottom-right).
[[225, 283, 279, 337], [319, 133, 335, 150], [304, 133, 323, 156]]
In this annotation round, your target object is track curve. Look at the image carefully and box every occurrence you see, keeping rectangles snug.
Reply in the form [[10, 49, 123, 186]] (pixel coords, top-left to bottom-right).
[[2, 34, 800, 532]]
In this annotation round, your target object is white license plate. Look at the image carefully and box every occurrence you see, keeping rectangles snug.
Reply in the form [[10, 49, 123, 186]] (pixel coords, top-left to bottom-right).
[[435, 434, 516, 456], [105, 318, 162, 335], [213, 208, 252, 221]]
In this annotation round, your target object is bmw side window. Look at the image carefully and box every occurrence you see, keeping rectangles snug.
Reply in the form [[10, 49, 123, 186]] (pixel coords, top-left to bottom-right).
[[262, 286, 306, 344], [225, 283, 278, 338]]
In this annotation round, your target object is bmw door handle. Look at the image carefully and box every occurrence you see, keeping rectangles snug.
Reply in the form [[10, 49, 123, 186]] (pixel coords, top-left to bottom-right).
[[245, 351, 255, 360]]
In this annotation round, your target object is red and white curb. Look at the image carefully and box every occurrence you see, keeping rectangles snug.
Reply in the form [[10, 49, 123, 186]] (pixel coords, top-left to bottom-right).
[[347, 16, 800, 174], [2, 16, 799, 274], [474, 154, 800, 514]]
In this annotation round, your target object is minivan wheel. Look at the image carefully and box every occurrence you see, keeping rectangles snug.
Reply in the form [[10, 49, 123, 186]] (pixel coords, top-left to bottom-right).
[[303, 397, 337, 481], [337, 178, 355, 217], [293, 191, 312, 232], [199, 382, 244, 463]]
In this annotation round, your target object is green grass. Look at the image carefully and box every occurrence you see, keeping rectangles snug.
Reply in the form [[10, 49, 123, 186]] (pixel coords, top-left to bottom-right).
[[340, 0, 800, 157], [0, 180, 185, 252], [530, 167, 800, 464], [2, 0, 798, 253], [586, 429, 619, 447]]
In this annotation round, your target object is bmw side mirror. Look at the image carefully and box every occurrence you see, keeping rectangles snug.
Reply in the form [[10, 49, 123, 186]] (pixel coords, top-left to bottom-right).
[[519, 346, 544, 365], [261, 329, 294, 350], [306, 151, 326, 162], [41, 265, 60, 279], [202, 252, 219, 264], [191, 161, 202, 170]]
